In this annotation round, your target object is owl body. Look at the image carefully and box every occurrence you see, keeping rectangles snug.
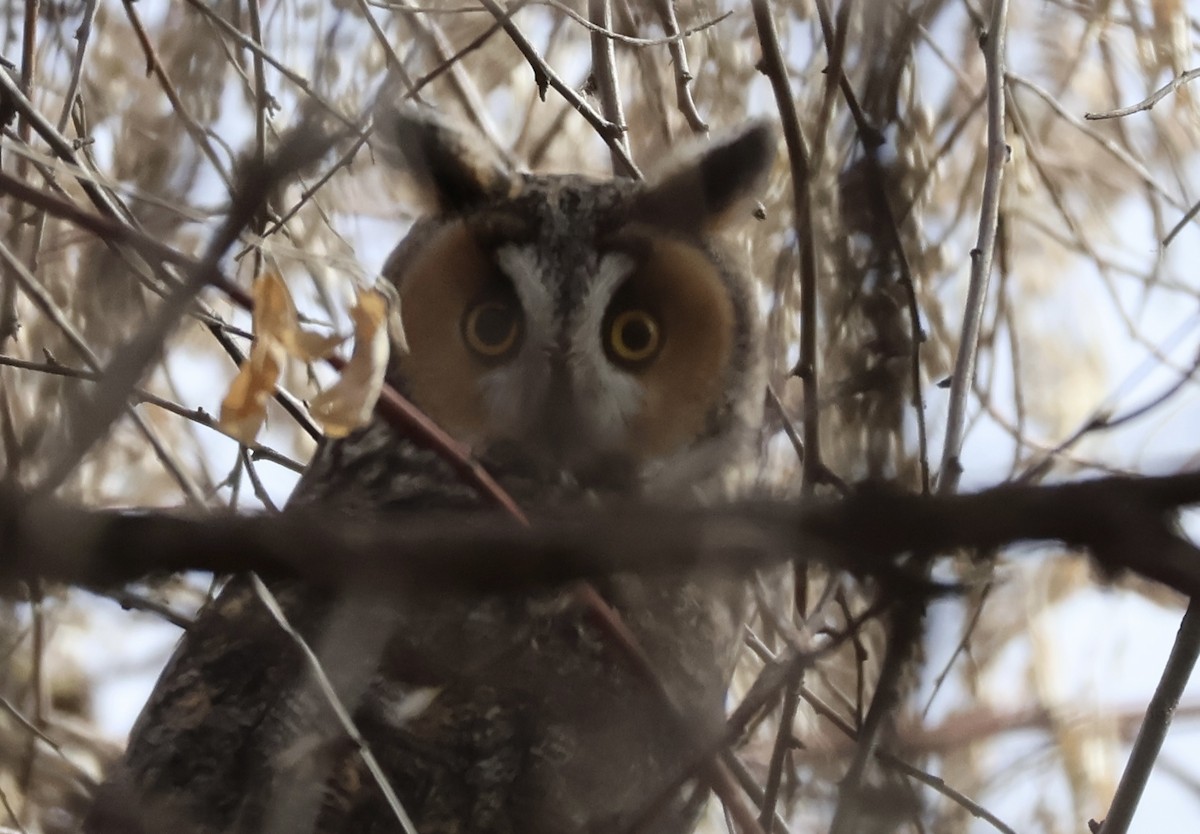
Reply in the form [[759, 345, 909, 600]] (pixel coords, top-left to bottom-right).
[[85, 108, 773, 834]]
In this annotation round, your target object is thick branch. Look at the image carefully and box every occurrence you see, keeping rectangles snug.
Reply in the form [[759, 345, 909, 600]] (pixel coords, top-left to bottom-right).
[[2, 472, 1199, 598]]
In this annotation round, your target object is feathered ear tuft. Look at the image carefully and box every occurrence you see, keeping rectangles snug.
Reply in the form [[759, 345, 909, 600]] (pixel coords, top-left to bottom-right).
[[632, 122, 775, 232], [373, 104, 514, 212]]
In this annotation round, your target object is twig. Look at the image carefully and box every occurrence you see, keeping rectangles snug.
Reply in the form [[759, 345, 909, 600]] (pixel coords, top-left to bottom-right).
[[0, 0, 41, 352], [797, 684, 1018, 834], [1009, 73, 1184, 213], [627, 618, 885, 834], [757, 670, 800, 831], [750, 0, 820, 491], [249, 576, 420, 834], [588, 0, 632, 176], [477, 0, 642, 178], [938, 0, 1009, 496], [0, 787, 27, 834], [55, 0, 98, 132], [21, 582, 46, 797], [765, 386, 803, 463], [11, 0, 100, 358], [1085, 67, 1200, 120], [569, 582, 765, 834], [0, 55, 137, 225], [722, 754, 794, 833], [244, 0, 279, 293], [540, 0, 729, 48], [1164, 197, 1200, 247], [1097, 600, 1200, 834], [352, 0, 410, 82], [1016, 315, 1200, 484], [812, 0, 931, 495], [240, 446, 279, 512], [746, 621, 1017, 834], [808, 0, 848, 175], [0, 171, 198, 270], [36, 124, 335, 494], [0, 240, 207, 505], [831, 7, 1010, 828], [177, 0, 361, 131], [750, 2, 821, 824], [922, 582, 992, 718], [103, 589, 195, 630], [120, 0, 234, 187], [0, 690, 93, 781], [402, 3, 520, 100], [650, 0, 710, 133], [392, 0, 514, 164], [828, 586, 926, 834], [0, 64, 267, 475]]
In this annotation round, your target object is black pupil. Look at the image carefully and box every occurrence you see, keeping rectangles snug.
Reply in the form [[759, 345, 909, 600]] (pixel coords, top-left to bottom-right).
[[621, 316, 652, 353], [475, 303, 514, 346]]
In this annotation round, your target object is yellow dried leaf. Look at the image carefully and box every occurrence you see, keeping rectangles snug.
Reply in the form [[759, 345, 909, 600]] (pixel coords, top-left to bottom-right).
[[309, 288, 392, 438], [217, 272, 344, 445], [254, 271, 343, 361], [218, 339, 285, 445]]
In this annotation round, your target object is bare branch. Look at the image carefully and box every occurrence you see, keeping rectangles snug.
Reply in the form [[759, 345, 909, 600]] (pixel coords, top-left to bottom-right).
[[1086, 67, 1200, 120], [4, 472, 1200, 598], [1097, 601, 1200, 834], [477, 0, 642, 179], [937, 0, 1010, 496]]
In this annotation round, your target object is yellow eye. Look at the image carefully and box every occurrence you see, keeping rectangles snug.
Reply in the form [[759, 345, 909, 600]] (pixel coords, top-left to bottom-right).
[[607, 309, 662, 367], [463, 299, 522, 360]]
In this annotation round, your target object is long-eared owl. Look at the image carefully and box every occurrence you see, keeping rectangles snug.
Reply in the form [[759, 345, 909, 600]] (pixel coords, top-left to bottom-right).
[[84, 105, 775, 834]]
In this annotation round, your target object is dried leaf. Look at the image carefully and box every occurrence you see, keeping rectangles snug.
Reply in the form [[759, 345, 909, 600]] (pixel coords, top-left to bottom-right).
[[309, 288, 392, 438], [218, 338, 285, 444], [217, 272, 344, 444], [254, 271, 344, 361]]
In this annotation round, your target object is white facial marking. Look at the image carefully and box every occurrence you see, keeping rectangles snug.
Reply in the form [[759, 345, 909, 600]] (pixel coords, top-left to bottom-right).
[[466, 245, 652, 462], [570, 252, 643, 449]]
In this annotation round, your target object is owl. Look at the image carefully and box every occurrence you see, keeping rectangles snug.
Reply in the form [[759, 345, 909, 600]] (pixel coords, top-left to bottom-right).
[[84, 106, 774, 834]]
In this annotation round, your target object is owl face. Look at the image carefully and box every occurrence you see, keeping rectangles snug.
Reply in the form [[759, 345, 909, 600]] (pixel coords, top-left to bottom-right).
[[377, 108, 773, 495]]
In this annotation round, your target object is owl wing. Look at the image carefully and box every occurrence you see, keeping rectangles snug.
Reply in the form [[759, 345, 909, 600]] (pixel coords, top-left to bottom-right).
[[83, 425, 485, 834], [83, 576, 323, 833]]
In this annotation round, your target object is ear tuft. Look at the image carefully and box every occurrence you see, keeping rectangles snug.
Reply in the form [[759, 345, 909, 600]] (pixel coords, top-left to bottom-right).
[[633, 121, 776, 232], [374, 104, 514, 212]]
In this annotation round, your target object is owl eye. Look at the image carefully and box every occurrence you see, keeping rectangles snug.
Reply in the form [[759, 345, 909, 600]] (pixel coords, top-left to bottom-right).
[[463, 298, 523, 360], [607, 309, 662, 367]]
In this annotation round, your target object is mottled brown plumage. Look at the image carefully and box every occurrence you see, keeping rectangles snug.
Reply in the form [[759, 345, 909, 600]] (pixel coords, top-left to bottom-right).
[[85, 106, 773, 834]]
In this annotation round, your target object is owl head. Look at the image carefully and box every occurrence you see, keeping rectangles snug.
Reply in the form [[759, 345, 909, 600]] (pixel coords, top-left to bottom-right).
[[374, 107, 774, 499]]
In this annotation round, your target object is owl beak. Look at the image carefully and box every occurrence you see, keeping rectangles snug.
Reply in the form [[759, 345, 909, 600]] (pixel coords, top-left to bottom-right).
[[541, 357, 578, 458], [530, 358, 636, 491], [473, 348, 634, 492]]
